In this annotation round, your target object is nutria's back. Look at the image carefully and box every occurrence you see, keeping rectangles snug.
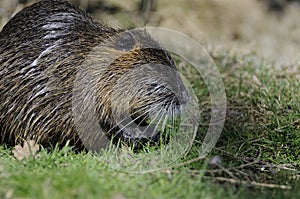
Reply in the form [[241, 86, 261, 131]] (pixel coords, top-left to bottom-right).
[[0, 0, 186, 151]]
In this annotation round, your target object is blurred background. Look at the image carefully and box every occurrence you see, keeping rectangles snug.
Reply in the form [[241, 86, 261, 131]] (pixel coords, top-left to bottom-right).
[[0, 0, 299, 66]]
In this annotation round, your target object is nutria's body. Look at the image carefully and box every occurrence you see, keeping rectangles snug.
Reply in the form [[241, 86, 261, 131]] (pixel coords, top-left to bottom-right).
[[0, 0, 186, 151]]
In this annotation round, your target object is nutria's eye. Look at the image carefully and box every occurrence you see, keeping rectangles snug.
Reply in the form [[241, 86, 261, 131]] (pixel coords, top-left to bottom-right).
[[115, 32, 135, 51]]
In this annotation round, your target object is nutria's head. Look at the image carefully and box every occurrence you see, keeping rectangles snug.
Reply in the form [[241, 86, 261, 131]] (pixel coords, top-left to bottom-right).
[[74, 29, 190, 149]]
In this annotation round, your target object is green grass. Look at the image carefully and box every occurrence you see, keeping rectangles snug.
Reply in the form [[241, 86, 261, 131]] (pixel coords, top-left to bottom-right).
[[0, 51, 299, 198]]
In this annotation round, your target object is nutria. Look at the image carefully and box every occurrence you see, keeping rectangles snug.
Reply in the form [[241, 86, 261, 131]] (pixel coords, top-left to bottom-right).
[[0, 0, 189, 152]]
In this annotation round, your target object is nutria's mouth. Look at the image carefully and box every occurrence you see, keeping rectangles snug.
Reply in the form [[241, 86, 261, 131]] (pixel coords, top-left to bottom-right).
[[118, 115, 160, 141], [106, 108, 178, 149], [115, 102, 182, 149]]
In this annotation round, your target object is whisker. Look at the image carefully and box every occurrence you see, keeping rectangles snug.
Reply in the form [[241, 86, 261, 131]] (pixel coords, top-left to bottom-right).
[[105, 104, 153, 135], [141, 104, 166, 138], [109, 100, 166, 138], [107, 110, 149, 137]]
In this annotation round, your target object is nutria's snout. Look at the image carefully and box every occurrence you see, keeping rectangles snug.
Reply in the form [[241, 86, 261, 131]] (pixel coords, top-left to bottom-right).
[[108, 61, 189, 147]]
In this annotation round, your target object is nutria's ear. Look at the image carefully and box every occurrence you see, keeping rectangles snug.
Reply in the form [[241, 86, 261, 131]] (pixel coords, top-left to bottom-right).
[[114, 31, 136, 51]]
